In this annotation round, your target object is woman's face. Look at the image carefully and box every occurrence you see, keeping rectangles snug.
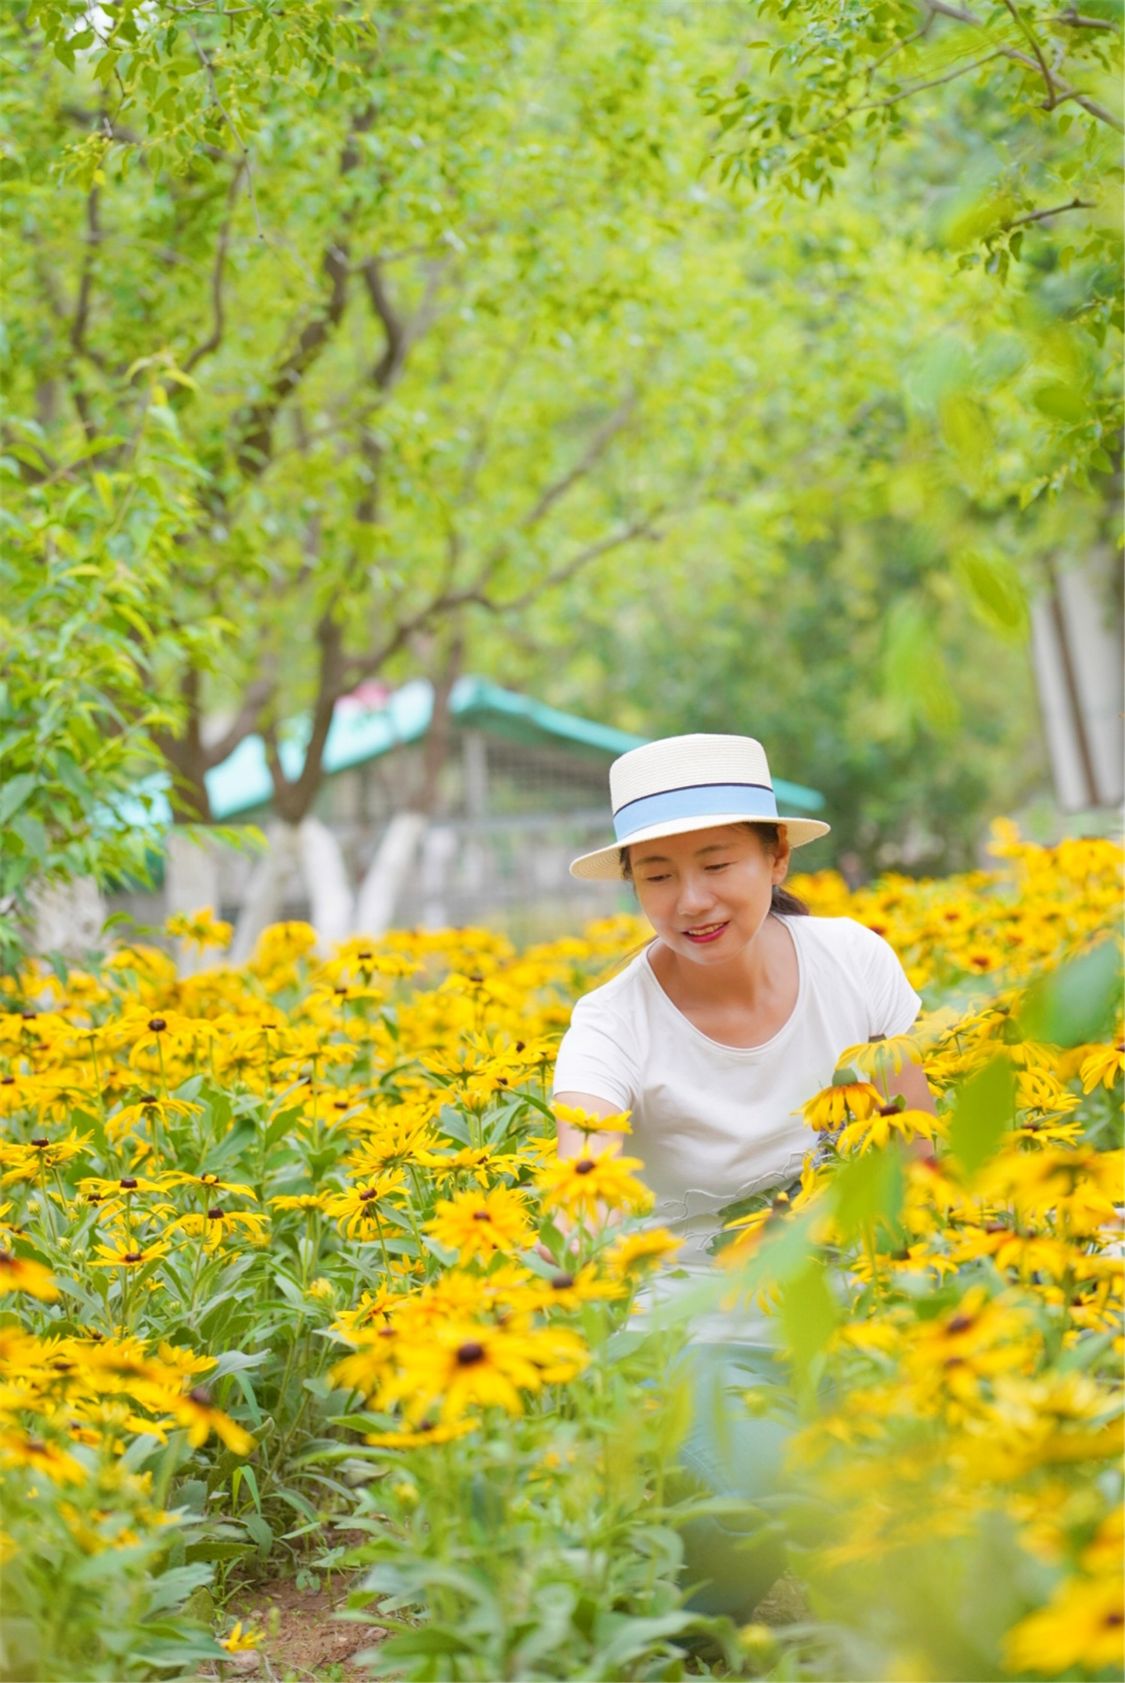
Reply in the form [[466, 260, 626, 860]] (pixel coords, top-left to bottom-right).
[[627, 823, 791, 966]]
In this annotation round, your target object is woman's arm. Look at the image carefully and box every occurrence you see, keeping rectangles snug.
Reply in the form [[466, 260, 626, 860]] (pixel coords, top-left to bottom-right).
[[882, 1055, 936, 1116], [552, 1090, 629, 1160]]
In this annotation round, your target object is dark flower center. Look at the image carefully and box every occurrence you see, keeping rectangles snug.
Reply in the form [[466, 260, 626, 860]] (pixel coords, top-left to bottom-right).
[[946, 1314, 975, 1335], [189, 1387, 212, 1406], [206, 1207, 224, 1220], [359, 1189, 377, 1202], [472, 1210, 492, 1221], [122, 1251, 143, 1264], [574, 1159, 595, 1175], [455, 1341, 486, 1366], [120, 1178, 138, 1190], [550, 1273, 574, 1290], [1, 1077, 14, 1086], [147, 1018, 167, 1032], [30, 1138, 49, 1148]]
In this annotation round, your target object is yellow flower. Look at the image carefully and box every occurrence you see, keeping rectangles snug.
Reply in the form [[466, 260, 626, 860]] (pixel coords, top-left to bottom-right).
[[89, 1239, 172, 1269], [380, 1317, 588, 1423], [1078, 1043, 1125, 1092], [604, 1227, 683, 1275], [552, 1101, 633, 1136], [165, 907, 234, 953], [535, 1148, 653, 1217], [0, 1251, 60, 1299], [424, 1187, 535, 1262], [167, 1387, 254, 1454], [170, 1207, 270, 1252], [835, 1106, 938, 1156], [323, 1172, 407, 1240], [220, 1621, 264, 1654], [1004, 1572, 1124, 1674], [0, 1431, 85, 1484], [801, 1081, 883, 1131], [363, 1417, 480, 1448]]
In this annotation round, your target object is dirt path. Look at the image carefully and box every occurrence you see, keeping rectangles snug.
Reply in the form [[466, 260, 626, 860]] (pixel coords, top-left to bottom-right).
[[222, 1576, 386, 1683]]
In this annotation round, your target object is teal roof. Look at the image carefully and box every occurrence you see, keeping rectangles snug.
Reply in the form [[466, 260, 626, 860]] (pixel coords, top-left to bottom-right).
[[153, 678, 825, 822]]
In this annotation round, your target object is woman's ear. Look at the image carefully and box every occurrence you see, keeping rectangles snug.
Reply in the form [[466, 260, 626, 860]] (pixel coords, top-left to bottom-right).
[[771, 826, 792, 884]]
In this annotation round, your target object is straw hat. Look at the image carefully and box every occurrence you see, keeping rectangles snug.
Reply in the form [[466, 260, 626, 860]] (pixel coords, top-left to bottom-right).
[[569, 734, 830, 881]]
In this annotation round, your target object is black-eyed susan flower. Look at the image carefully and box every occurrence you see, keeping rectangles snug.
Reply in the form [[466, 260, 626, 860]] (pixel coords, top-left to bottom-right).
[[0, 1431, 85, 1483], [1004, 1571, 1124, 1674], [552, 1101, 633, 1136], [1078, 1043, 1125, 1093], [379, 1316, 588, 1423], [603, 1227, 683, 1276], [169, 1206, 269, 1252], [423, 1186, 535, 1262], [363, 1417, 480, 1448], [166, 1387, 254, 1454], [801, 1081, 883, 1132], [89, 1239, 172, 1269], [534, 1148, 653, 1218], [835, 1105, 939, 1156], [324, 1172, 407, 1240], [0, 1251, 60, 1299], [165, 907, 234, 953]]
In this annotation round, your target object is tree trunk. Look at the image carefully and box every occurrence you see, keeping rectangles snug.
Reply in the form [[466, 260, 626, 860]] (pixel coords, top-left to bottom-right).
[[230, 822, 303, 963], [31, 877, 106, 959], [297, 817, 355, 947], [353, 810, 430, 936], [165, 829, 225, 973]]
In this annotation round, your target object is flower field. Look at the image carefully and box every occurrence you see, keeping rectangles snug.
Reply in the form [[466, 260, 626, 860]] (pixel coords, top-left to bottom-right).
[[1, 825, 1121, 1683]]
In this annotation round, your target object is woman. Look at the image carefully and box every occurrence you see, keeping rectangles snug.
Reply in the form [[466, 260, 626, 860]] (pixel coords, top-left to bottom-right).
[[554, 732, 933, 1255], [551, 733, 935, 1616]]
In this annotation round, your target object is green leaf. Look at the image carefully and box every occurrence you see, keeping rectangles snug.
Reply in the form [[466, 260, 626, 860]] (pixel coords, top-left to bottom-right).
[[777, 1260, 840, 1385], [832, 1144, 905, 1239], [1019, 940, 1120, 1049], [954, 550, 1029, 640], [947, 1054, 1016, 1179], [1032, 381, 1086, 424], [0, 773, 35, 826]]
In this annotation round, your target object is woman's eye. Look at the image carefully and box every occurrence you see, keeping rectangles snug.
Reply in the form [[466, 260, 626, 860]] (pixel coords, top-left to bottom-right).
[[705, 863, 730, 873], [642, 874, 670, 884]]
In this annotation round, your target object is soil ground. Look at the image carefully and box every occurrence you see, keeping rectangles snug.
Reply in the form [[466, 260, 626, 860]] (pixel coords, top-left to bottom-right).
[[216, 1576, 386, 1683]]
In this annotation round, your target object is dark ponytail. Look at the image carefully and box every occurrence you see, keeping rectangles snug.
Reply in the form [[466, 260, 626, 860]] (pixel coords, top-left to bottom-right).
[[618, 821, 810, 916]]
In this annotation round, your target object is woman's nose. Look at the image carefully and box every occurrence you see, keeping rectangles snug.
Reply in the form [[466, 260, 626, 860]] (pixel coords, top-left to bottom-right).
[[676, 874, 715, 916]]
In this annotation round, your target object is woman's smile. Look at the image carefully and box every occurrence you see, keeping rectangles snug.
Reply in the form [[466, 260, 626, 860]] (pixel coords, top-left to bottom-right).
[[683, 921, 730, 944]]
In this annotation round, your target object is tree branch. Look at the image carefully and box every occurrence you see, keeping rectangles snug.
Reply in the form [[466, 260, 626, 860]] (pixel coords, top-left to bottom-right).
[[70, 184, 108, 373], [230, 107, 376, 480], [183, 160, 245, 374], [1001, 0, 1056, 106], [185, 22, 264, 239], [1049, 8, 1117, 28], [200, 675, 276, 770], [518, 390, 636, 533], [489, 505, 671, 613], [1002, 195, 1095, 229], [359, 257, 408, 390]]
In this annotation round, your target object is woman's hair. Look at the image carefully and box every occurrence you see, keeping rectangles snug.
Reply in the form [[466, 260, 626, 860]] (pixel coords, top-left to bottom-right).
[[618, 821, 810, 917]]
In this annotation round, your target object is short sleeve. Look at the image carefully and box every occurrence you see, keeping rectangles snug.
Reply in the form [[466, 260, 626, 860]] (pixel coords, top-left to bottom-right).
[[551, 995, 639, 1111], [852, 922, 922, 1039]]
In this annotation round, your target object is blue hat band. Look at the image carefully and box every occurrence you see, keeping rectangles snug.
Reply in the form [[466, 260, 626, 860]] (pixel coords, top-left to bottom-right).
[[612, 782, 778, 842]]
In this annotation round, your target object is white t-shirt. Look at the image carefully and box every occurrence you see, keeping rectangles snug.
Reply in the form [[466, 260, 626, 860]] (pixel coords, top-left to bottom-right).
[[552, 915, 921, 1261]]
